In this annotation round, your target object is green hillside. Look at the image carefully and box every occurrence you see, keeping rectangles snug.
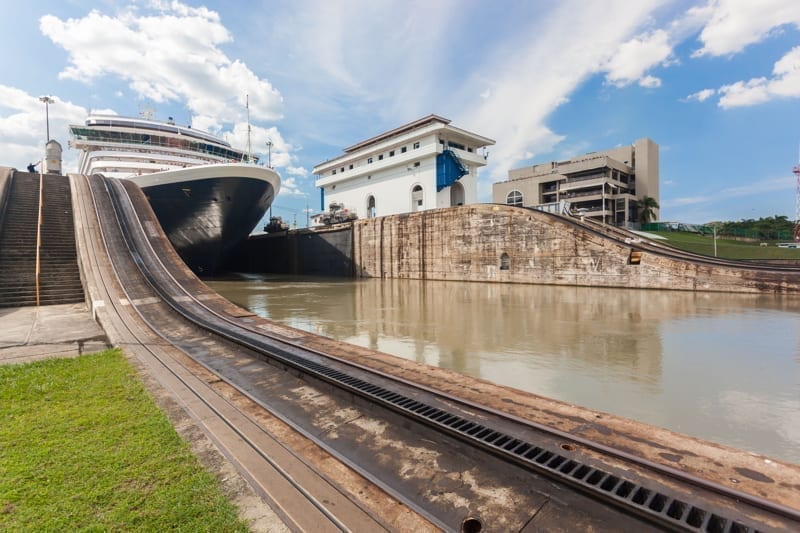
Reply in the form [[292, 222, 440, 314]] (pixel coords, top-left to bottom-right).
[[644, 231, 800, 260]]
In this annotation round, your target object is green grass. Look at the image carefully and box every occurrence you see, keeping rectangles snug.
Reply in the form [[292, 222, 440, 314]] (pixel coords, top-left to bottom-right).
[[0, 349, 248, 532], [646, 231, 800, 260]]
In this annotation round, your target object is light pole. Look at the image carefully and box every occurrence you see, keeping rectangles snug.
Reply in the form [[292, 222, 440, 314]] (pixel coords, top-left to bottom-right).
[[601, 183, 605, 224], [266, 140, 272, 168], [39, 96, 54, 142]]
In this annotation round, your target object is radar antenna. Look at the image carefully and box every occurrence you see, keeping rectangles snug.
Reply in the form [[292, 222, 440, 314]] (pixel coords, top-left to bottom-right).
[[138, 104, 155, 121]]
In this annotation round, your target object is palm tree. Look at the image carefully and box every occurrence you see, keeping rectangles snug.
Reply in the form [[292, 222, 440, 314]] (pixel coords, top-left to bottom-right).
[[637, 196, 659, 224]]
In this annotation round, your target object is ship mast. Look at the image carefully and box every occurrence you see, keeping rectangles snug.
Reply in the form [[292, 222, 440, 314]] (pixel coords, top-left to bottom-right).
[[245, 94, 253, 164]]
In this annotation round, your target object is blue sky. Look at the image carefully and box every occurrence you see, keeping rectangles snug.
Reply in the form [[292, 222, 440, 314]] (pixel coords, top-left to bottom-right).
[[1, 0, 799, 227]]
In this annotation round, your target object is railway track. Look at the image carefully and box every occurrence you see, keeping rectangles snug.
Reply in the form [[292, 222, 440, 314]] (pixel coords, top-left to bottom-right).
[[563, 210, 800, 273], [74, 172, 800, 531], [73, 173, 424, 531]]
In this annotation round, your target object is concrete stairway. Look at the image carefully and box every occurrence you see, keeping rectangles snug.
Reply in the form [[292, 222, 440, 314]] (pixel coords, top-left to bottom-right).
[[0, 172, 84, 308]]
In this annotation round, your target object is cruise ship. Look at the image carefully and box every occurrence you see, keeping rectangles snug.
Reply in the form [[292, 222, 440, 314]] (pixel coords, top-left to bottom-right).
[[69, 114, 280, 275]]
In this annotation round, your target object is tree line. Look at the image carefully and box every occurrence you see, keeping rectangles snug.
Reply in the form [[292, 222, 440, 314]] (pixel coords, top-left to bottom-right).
[[713, 215, 795, 240]]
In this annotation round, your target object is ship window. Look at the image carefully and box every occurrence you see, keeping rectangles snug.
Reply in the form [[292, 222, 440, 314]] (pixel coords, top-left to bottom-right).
[[368, 157, 373, 164], [340, 167, 344, 172], [332, 169, 336, 175], [349, 164, 353, 170], [378, 154, 384, 160], [414, 162, 420, 168], [389, 150, 395, 157], [413, 142, 420, 149], [401, 146, 407, 153]]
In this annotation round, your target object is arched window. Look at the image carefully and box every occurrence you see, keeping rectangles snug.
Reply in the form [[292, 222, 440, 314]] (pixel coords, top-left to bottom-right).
[[366, 195, 376, 218], [500, 253, 510, 270], [506, 190, 523, 207], [450, 181, 465, 206], [411, 185, 424, 212]]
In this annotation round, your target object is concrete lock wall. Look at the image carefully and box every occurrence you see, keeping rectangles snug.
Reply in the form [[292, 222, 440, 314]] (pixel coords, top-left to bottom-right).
[[225, 226, 353, 277], [351, 204, 800, 293]]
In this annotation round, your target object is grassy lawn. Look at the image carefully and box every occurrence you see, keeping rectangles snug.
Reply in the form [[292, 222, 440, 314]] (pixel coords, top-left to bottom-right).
[[0, 349, 247, 532], [646, 231, 800, 260]]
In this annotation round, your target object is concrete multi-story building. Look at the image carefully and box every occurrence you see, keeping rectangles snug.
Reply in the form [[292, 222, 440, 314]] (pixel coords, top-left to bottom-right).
[[313, 114, 495, 221], [492, 138, 659, 226]]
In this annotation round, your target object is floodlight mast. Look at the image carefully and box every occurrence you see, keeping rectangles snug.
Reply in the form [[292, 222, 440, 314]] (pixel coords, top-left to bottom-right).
[[795, 145, 800, 241]]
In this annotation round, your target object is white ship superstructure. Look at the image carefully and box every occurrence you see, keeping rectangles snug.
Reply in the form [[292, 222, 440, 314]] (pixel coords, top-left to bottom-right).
[[71, 115, 255, 177]]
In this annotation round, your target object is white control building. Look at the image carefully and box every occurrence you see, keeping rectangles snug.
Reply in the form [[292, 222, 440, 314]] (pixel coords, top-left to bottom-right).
[[313, 115, 495, 221]]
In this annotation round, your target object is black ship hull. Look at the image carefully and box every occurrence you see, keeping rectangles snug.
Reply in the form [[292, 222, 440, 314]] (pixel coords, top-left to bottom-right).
[[134, 165, 278, 275]]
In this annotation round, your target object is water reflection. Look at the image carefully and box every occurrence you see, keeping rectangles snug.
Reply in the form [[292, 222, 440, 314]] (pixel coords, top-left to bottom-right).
[[207, 274, 800, 464]]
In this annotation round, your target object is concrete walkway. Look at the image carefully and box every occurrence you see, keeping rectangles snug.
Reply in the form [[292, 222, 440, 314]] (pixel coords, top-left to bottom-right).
[[0, 303, 110, 365]]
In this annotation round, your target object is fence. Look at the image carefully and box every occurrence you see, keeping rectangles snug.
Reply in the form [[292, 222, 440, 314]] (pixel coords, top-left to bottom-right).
[[640, 222, 793, 241]]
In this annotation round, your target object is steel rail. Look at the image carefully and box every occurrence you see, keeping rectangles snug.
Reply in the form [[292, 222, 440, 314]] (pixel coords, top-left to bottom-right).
[[76, 174, 369, 532], [105, 177, 800, 532]]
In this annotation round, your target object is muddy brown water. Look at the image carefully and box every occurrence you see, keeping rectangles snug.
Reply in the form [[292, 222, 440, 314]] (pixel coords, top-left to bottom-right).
[[207, 274, 800, 464]]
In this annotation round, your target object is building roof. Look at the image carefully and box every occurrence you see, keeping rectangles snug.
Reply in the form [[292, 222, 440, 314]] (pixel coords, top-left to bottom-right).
[[343, 114, 451, 153]]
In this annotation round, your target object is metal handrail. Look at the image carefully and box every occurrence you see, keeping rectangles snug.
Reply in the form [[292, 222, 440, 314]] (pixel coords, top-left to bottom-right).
[[35, 168, 43, 307]]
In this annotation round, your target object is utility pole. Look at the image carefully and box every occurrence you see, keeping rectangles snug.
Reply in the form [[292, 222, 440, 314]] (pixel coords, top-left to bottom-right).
[[713, 225, 717, 257], [39, 96, 54, 142], [793, 145, 800, 241]]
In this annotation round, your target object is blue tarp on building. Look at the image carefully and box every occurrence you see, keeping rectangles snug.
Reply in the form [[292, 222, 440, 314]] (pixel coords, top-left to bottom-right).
[[436, 149, 468, 192]]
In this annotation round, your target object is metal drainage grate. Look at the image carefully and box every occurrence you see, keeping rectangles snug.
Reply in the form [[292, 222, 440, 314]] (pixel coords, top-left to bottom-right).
[[253, 350, 759, 533]]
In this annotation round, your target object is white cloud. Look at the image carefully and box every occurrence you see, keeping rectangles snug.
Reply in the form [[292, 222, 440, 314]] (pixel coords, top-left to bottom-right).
[[639, 75, 662, 88], [286, 166, 309, 177], [604, 29, 674, 87], [39, 2, 283, 125], [683, 88, 716, 102], [693, 0, 800, 57], [718, 46, 800, 108]]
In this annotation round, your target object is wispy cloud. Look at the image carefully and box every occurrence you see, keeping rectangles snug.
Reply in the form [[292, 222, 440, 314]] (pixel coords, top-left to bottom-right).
[[683, 88, 716, 102], [670, 195, 710, 207], [667, 176, 794, 215], [456, 0, 667, 183]]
